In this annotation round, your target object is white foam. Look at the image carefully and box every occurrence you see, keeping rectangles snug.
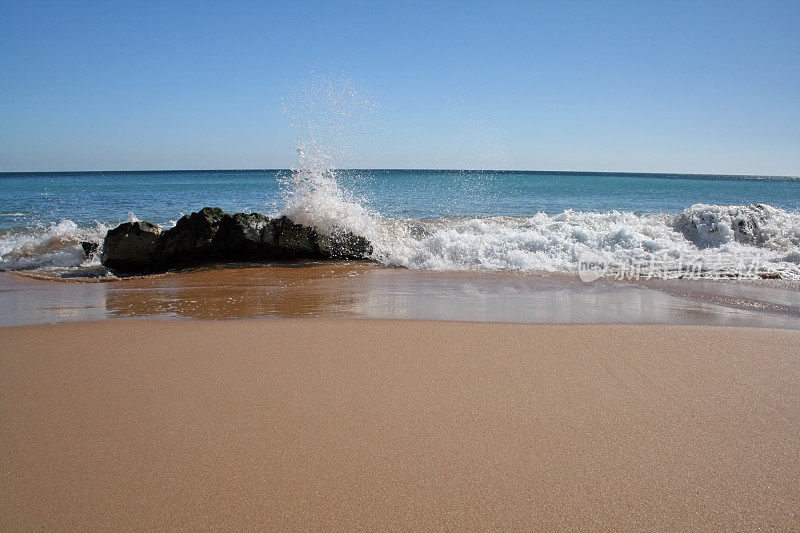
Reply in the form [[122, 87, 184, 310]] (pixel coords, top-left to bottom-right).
[[674, 203, 800, 250], [0, 219, 110, 274], [368, 206, 800, 278], [276, 165, 800, 279], [280, 165, 379, 241]]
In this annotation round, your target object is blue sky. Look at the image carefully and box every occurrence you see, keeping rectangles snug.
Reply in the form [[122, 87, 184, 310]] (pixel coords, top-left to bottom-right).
[[1, 0, 798, 175]]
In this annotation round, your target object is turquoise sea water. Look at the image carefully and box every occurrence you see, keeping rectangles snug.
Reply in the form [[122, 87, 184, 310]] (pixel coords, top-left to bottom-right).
[[1, 170, 799, 229], [1, 169, 799, 278]]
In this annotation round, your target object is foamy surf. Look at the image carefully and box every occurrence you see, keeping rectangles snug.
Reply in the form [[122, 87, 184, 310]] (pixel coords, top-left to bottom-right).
[[274, 167, 800, 279], [367, 207, 800, 278], [0, 220, 110, 277], [2, 168, 799, 280]]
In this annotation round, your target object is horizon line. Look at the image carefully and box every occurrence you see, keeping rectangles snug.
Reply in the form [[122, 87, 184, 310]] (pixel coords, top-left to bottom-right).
[[1, 168, 798, 179]]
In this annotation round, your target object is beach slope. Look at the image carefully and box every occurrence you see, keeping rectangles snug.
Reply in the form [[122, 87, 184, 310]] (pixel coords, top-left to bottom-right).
[[2, 320, 799, 529]]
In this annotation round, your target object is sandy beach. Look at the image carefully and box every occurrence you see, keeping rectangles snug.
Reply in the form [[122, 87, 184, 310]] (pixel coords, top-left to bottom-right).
[[2, 318, 799, 530], [3, 0, 799, 530]]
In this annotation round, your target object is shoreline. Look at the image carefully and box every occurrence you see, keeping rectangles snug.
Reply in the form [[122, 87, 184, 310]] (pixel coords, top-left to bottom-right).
[[2, 319, 799, 529], [2, 264, 799, 328]]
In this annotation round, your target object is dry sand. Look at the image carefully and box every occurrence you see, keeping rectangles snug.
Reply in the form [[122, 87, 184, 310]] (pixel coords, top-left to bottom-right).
[[2, 319, 799, 530]]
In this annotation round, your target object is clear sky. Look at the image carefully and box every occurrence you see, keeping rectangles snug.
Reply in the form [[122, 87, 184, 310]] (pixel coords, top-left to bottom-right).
[[1, 0, 798, 175]]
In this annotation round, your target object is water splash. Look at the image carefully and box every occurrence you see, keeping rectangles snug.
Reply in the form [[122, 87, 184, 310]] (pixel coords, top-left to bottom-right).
[[281, 73, 376, 169], [279, 74, 383, 243], [0, 219, 110, 275], [274, 76, 800, 279]]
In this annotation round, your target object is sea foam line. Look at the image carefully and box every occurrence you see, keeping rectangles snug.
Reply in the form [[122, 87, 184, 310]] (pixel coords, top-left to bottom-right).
[[2, 190, 799, 279]]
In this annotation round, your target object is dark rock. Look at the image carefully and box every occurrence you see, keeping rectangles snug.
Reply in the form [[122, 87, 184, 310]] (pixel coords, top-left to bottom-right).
[[268, 216, 373, 259], [100, 207, 373, 273], [81, 241, 99, 258], [100, 221, 163, 272], [272, 216, 319, 256], [214, 212, 274, 258], [317, 229, 373, 259], [157, 207, 225, 264]]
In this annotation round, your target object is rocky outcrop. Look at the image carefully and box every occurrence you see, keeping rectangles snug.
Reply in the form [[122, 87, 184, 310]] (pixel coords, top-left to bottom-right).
[[156, 207, 226, 265], [100, 207, 373, 273], [214, 212, 274, 257], [101, 221, 163, 272], [81, 241, 99, 258]]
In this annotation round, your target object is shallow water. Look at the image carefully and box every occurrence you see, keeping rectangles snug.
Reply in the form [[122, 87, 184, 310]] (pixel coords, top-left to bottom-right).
[[2, 266, 798, 328]]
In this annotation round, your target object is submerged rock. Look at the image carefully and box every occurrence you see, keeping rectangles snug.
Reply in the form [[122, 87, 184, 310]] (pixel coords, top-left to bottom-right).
[[100, 207, 372, 273]]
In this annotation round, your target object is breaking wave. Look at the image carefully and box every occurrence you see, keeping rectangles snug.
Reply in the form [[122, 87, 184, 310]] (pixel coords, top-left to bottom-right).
[[367, 207, 800, 278], [277, 168, 800, 279], [0, 220, 111, 277], [2, 170, 799, 280]]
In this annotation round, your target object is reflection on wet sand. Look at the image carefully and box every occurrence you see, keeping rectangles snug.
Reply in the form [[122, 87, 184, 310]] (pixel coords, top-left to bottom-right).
[[104, 262, 368, 320], [353, 269, 800, 327], [1, 263, 798, 328]]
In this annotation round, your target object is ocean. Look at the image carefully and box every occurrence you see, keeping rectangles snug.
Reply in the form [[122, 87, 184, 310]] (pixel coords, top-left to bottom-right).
[[1, 169, 799, 279]]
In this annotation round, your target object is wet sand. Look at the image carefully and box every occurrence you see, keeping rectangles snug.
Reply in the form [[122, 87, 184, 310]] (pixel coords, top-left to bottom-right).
[[2, 264, 799, 327], [2, 319, 799, 529]]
